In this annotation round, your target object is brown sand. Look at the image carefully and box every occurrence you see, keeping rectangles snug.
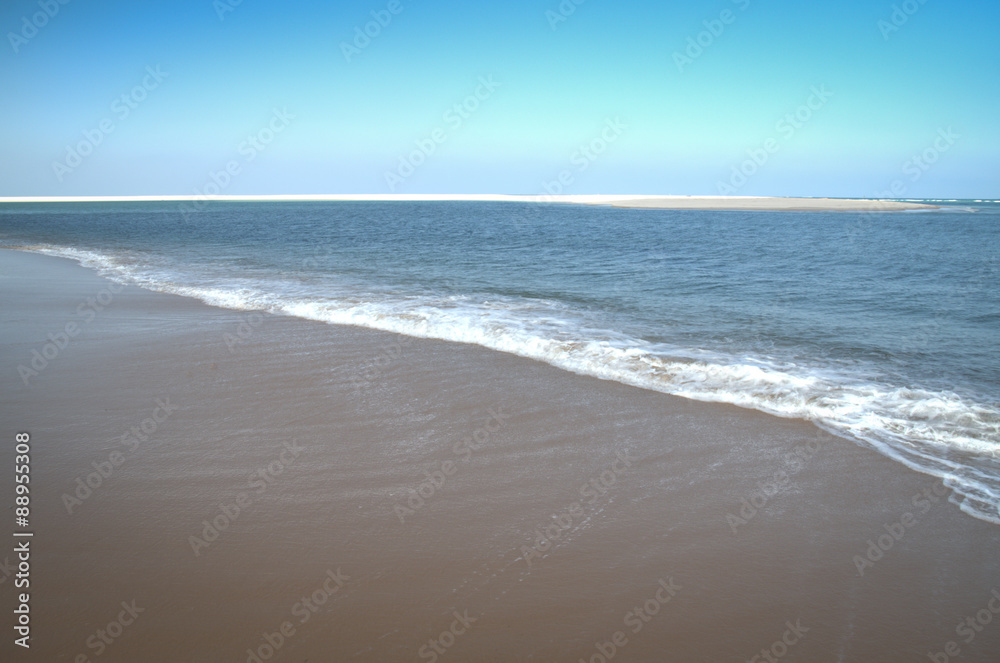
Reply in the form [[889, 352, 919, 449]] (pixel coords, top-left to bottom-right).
[[1, 248, 998, 662]]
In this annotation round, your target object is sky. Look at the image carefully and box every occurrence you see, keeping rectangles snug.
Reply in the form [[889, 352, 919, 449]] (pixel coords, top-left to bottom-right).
[[1, 0, 998, 198]]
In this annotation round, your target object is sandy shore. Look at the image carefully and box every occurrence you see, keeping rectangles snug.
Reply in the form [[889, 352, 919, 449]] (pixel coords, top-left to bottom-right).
[[0, 194, 939, 212], [2, 248, 998, 662], [601, 196, 939, 212]]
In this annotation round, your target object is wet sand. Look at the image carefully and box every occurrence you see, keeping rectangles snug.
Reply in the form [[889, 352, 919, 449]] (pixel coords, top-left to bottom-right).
[[1, 248, 998, 662]]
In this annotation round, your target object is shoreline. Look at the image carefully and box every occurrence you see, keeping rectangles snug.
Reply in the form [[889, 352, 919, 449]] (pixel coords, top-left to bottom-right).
[[6, 243, 1000, 525], [3, 248, 999, 661], [0, 193, 942, 212], [5, 243, 999, 526]]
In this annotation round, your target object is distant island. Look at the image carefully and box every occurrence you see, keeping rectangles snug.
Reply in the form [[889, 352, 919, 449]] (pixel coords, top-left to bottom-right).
[[0, 194, 938, 212]]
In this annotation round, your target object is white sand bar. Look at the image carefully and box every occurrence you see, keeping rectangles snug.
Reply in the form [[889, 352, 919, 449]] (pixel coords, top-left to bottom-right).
[[0, 194, 938, 211]]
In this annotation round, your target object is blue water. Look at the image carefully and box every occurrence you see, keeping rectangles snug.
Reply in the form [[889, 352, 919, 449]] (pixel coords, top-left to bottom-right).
[[2, 200, 999, 522]]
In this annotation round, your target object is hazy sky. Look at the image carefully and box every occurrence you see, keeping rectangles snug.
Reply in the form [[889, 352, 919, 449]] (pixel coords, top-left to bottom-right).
[[2, 0, 997, 197]]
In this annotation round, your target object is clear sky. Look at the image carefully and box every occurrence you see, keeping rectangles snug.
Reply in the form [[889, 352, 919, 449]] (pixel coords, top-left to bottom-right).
[[1, 0, 997, 198]]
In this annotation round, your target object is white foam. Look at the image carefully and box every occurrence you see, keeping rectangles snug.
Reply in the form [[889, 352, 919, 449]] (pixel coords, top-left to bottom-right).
[[18, 243, 1000, 524]]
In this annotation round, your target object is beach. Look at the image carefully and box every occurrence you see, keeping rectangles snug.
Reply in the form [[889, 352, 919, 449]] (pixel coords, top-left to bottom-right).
[[601, 196, 939, 211], [0, 194, 939, 212], [2, 247, 999, 662]]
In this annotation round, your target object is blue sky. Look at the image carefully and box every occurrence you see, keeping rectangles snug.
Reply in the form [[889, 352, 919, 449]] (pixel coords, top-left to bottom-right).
[[1, 0, 997, 197]]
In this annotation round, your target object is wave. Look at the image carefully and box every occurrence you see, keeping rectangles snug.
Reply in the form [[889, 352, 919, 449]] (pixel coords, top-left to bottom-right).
[[16, 243, 1000, 525]]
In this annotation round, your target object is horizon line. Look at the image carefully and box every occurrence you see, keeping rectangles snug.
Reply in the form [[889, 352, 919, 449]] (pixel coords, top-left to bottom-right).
[[0, 194, 991, 203]]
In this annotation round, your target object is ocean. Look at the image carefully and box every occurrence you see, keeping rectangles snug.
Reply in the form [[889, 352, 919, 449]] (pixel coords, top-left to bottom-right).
[[2, 199, 998, 524]]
